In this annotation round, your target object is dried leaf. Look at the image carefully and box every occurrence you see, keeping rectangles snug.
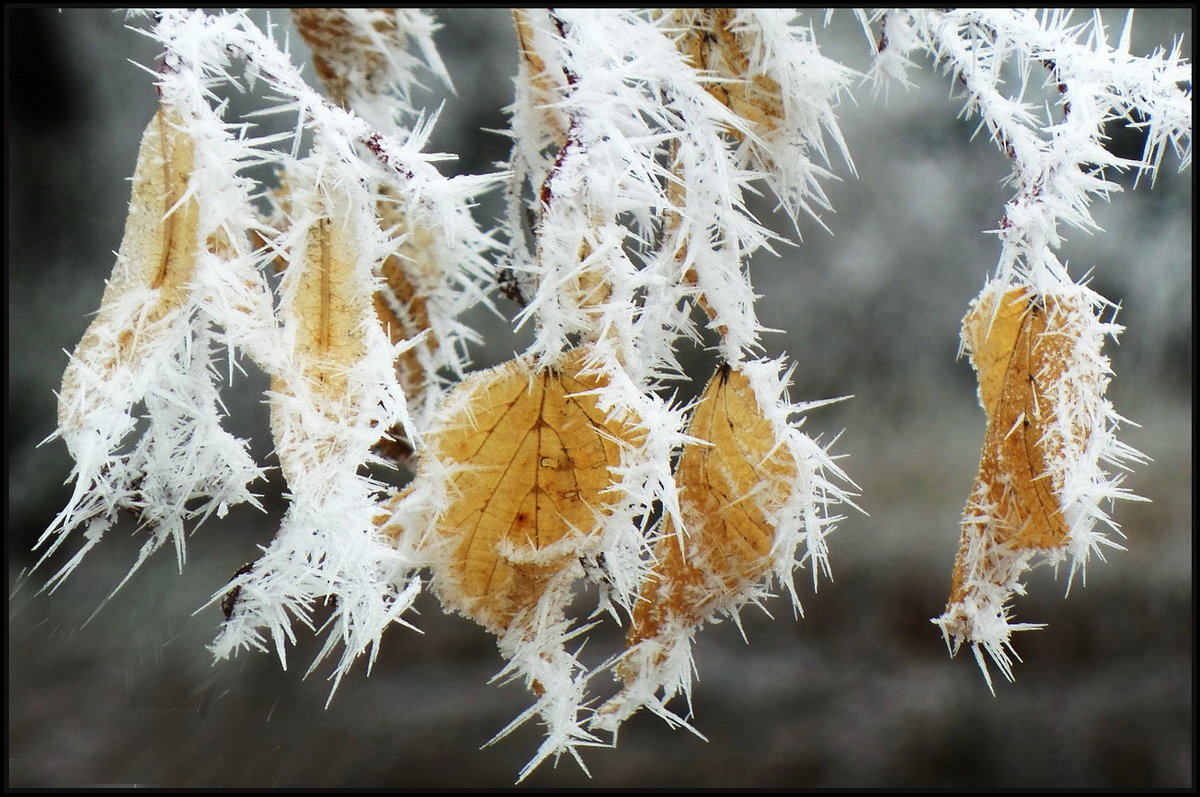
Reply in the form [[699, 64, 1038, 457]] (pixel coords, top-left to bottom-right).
[[424, 348, 643, 636], [372, 220, 435, 388], [626, 362, 796, 656], [934, 284, 1123, 687], [512, 9, 569, 143], [946, 287, 1071, 608], [293, 8, 415, 107], [285, 215, 365, 396], [59, 105, 199, 430], [665, 9, 784, 141], [268, 183, 374, 483], [370, 191, 441, 464], [264, 179, 441, 467]]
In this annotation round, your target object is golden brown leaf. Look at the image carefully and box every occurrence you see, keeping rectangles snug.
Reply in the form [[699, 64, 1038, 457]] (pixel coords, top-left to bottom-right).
[[945, 287, 1075, 608], [292, 8, 410, 107], [59, 105, 199, 429], [424, 348, 644, 636], [664, 9, 784, 141], [286, 213, 366, 397], [512, 9, 569, 143], [372, 193, 438, 389], [370, 195, 441, 465], [265, 180, 445, 467], [90, 106, 197, 332], [625, 363, 795, 656], [268, 184, 374, 484]]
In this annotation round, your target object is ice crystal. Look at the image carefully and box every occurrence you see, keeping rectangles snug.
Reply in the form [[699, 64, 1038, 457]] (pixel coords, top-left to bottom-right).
[[35, 7, 1188, 781]]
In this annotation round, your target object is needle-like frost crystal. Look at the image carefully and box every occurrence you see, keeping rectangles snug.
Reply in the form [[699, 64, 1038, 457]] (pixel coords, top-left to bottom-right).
[[34, 7, 1187, 783]]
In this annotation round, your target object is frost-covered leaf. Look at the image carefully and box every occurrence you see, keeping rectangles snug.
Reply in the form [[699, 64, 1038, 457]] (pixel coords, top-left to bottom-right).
[[293, 8, 451, 125], [368, 191, 450, 465], [272, 210, 366, 428], [662, 8, 855, 222], [423, 347, 644, 634], [40, 102, 265, 592], [960, 287, 1071, 550], [510, 8, 569, 147], [631, 363, 794, 636], [414, 346, 646, 778], [213, 159, 419, 682], [935, 281, 1145, 690], [58, 106, 199, 433], [666, 8, 787, 140], [595, 360, 850, 734]]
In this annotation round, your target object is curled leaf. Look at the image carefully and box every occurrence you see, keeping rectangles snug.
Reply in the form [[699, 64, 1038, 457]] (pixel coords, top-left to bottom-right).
[[265, 168, 415, 490], [597, 362, 819, 733], [373, 212, 435, 392], [58, 106, 199, 433], [268, 185, 370, 485], [958, 287, 1069, 558], [370, 192, 441, 464], [261, 179, 447, 467], [936, 282, 1136, 688], [512, 8, 570, 145], [287, 216, 365, 393], [43, 101, 266, 595]]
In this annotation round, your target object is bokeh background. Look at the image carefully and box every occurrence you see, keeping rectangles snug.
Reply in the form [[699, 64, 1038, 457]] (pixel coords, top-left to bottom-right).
[[7, 8, 1191, 788]]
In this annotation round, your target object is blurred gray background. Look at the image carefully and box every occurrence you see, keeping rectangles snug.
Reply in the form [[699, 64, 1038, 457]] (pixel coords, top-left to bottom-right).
[[7, 8, 1191, 788]]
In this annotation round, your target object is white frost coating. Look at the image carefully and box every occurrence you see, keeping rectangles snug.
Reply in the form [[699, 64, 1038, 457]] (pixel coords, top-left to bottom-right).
[[739, 357, 857, 600], [486, 605, 605, 783], [868, 9, 1190, 285], [934, 280, 1148, 690], [36, 7, 1187, 781], [38, 50, 274, 596], [722, 9, 858, 222]]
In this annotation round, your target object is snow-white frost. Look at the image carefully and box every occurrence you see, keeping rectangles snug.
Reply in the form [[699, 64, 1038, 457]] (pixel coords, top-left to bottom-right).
[[36, 7, 1188, 782]]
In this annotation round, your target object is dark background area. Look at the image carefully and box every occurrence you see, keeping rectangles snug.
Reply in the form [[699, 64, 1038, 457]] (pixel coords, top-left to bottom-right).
[[7, 8, 1192, 788]]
